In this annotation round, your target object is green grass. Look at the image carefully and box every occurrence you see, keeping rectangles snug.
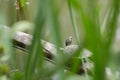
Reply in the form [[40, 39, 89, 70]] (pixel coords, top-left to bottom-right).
[[0, 0, 120, 80]]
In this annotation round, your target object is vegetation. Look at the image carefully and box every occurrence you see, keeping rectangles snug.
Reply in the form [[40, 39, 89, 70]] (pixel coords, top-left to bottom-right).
[[0, 0, 120, 80]]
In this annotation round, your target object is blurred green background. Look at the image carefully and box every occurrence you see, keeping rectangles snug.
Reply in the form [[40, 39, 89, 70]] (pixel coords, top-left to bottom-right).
[[0, 0, 120, 80]]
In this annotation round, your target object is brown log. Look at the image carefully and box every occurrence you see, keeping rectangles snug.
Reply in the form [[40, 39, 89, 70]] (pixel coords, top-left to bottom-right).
[[0, 25, 93, 75], [13, 31, 80, 59]]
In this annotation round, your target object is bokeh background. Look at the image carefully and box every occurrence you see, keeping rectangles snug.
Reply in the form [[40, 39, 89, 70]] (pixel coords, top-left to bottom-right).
[[0, 0, 120, 80]]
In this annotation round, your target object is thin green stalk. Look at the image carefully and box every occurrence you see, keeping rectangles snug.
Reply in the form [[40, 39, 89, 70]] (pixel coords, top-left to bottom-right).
[[24, 0, 46, 80], [68, 0, 80, 44], [48, 1, 62, 47], [68, 0, 88, 78], [68, 1, 90, 78], [71, 0, 106, 80], [47, 0, 62, 70], [105, 0, 120, 49]]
